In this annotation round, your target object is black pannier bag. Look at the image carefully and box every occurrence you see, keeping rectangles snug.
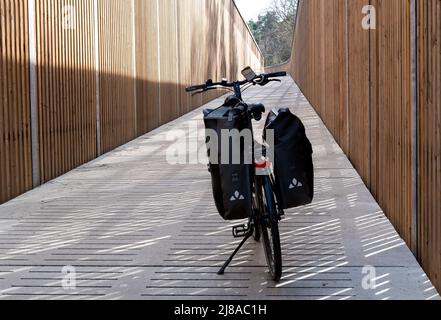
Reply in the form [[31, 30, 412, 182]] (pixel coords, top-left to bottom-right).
[[264, 108, 314, 209], [203, 101, 253, 220]]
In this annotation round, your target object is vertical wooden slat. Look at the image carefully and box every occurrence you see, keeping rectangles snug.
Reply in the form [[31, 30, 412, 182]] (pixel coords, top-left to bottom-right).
[[0, 0, 5, 203]]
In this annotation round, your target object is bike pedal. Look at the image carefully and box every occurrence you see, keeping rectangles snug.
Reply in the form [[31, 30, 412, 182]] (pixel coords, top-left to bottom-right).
[[232, 224, 249, 238]]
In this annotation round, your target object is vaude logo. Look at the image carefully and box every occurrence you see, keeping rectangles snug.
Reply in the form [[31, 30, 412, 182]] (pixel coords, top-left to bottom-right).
[[289, 178, 303, 189], [230, 191, 245, 201]]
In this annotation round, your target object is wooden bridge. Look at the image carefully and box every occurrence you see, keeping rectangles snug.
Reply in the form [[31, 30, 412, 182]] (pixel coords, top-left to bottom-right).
[[0, 0, 440, 299], [0, 79, 438, 300]]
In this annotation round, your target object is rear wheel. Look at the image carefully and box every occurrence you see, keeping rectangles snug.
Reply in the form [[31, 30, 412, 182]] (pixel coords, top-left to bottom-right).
[[252, 196, 261, 242], [253, 218, 261, 242], [256, 177, 282, 281]]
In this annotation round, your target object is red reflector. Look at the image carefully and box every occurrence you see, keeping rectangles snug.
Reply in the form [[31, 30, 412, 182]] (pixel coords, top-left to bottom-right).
[[255, 161, 270, 169]]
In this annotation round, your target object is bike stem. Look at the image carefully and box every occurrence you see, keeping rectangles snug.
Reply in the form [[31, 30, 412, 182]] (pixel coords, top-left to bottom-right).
[[233, 82, 242, 100]]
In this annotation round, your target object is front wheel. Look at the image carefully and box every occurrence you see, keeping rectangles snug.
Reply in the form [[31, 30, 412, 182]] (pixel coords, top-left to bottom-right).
[[257, 177, 282, 281]]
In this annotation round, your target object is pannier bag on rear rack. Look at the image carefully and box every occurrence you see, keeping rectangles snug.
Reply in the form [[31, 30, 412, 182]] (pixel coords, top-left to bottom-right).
[[264, 108, 314, 209], [203, 100, 253, 220]]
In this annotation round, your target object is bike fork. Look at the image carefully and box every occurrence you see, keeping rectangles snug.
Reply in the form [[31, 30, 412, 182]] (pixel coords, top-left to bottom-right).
[[217, 228, 253, 275]]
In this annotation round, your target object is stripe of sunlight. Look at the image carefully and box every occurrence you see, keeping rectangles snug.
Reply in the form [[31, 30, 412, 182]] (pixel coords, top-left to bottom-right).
[[277, 261, 349, 287], [280, 230, 342, 242], [284, 254, 348, 272], [196, 251, 253, 262], [231, 260, 250, 267], [174, 250, 253, 263], [283, 234, 343, 247], [280, 219, 341, 236], [281, 229, 342, 243], [355, 216, 389, 227], [365, 243, 405, 258], [2, 218, 99, 248], [371, 273, 390, 284], [376, 288, 391, 296], [280, 224, 342, 238], [358, 226, 397, 240], [426, 293, 440, 300], [285, 247, 345, 257], [354, 211, 384, 221], [3, 237, 93, 256], [362, 235, 401, 248], [282, 241, 344, 254], [356, 219, 390, 231], [283, 241, 344, 251], [97, 236, 171, 253], [284, 256, 346, 270], [373, 280, 390, 290], [318, 288, 354, 301], [424, 286, 437, 293], [364, 238, 404, 252], [360, 231, 397, 243], [216, 239, 247, 249], [98, 219, 182, 239], [299, 198, 337, 211]]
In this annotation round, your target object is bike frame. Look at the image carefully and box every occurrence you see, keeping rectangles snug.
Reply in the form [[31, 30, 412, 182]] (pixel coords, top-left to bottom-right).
[[216, 83, 281, 276], [186, 68, 287, 277]]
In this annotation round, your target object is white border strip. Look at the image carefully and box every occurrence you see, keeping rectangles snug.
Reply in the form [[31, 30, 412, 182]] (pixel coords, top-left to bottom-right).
[[93, 0, 101, 156], [156, 0, 161, 123], [174, 0, 179, 116], [410, 0, 418, 255], [28, 0, 40, 187], [132, 0, 137, 135]]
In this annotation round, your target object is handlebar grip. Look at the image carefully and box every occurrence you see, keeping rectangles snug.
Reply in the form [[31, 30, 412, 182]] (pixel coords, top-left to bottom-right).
[[185, 84, 206, 92], [267, 71, 287, 78]]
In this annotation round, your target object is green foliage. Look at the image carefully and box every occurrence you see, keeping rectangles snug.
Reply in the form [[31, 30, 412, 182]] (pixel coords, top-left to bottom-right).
[[248, 0, 298, 66]]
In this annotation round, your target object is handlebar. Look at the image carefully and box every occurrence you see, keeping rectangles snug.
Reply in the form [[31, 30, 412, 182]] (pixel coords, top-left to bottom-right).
[[185, 71, 287, 93], [185, 84, 206, 92], [266, 72, 287, 78]]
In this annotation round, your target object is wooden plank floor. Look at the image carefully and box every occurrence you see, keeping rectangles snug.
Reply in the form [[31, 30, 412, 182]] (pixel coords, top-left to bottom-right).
[[0, 78, 438, 300]]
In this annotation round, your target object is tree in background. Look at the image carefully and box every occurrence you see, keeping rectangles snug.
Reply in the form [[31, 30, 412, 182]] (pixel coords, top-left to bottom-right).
[[248, 0, 298, 66]]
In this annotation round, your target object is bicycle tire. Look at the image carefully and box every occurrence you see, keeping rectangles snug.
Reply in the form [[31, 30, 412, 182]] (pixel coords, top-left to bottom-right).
[[253, 219, 261, 242], [252, 194, 261, 242], [259, 177, 282, 281]]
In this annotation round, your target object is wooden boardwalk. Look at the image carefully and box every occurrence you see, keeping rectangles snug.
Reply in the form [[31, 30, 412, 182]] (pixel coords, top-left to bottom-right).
[[0, 78, 438, 300]]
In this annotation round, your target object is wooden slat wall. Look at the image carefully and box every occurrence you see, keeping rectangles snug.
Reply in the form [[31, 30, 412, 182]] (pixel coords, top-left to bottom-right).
[[98, 0, 136, 154], [36, 0, 96, 183], [158, 0, 180, 124], [288, 0, 440, 292], [347, 0, 370, 183], [291, 0, 349, 154], [0, 0, 264, 204], [417, 0, 441, 294], [372, 0, 413, 244], [0, 0, 32, 203], [177, 0, 192, 116], [134, 0, 159, 135]]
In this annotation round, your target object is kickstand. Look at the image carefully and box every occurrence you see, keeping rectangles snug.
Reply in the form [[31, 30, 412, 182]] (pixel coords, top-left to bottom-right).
[[217, 229, 253, 275]]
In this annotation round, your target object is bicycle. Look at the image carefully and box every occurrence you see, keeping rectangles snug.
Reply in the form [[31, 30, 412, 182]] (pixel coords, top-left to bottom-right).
[[186, 67, 287, 281]]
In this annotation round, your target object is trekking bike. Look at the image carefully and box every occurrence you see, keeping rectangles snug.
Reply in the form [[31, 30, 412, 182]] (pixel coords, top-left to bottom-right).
[[186, 68, 287, 281]]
